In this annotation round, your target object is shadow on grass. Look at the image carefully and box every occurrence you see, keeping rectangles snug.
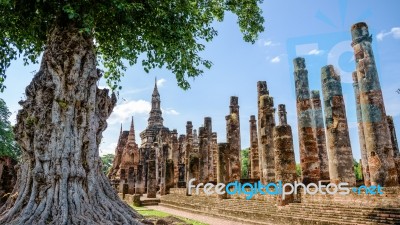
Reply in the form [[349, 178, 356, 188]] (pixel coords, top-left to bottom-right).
[[132, 205, 208, 225]]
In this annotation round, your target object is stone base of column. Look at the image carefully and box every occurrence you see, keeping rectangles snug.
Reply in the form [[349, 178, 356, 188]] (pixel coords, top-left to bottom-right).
[[133, 194, 142, 207]]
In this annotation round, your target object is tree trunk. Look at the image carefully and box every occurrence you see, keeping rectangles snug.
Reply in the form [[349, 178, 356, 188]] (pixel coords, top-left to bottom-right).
[[0, 25, 145, 225]]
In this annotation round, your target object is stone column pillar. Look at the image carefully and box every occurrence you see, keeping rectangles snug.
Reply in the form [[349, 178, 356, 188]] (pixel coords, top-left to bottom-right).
[[185, 121, 194, 192], [352, 71, 370, 186], [134, 164, 145, 194], [135, 148, 147, 194], [198, 126, 209, 183], [178, 134, 186, 163], [171, 129, 179, 187], [147, 145, 157, 198], [189, 129, 200, 184], [177, 163, 186, 187], [211, 132, 218, 182], [204, 117, 214, 182], [165, 159, 174, 194], [122, 183, 129, 200], [351, 22, 398, 186], [160, 145, 168, 195], [311, 90, 330, 181], [127, 167, 135, 194], [274, 104, 297, 206], [293, 57, 320, 184], [387, 116, 400, 184], [217, 143, 230, 199], [249, 115, 260, 179], [387, 116, 400, 158], [178, 134, 186, 187], [257, 81, 267, 182], [257, 81, 276, 183], [226, 96, 241, 182], [321, 65, 356, 186]]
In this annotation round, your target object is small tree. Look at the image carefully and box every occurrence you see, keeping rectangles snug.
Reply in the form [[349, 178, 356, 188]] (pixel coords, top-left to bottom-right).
[[241, 148, 250, 178], [296, 163, 302, 177], [353, 159, 363, 181], [101, 154, 115, 175], [0, 98, 20, 160], [0, 1, 264, 224]]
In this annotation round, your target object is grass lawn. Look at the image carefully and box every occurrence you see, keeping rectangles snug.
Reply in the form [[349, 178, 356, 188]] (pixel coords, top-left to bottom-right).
[[132, 206, 208, 225]]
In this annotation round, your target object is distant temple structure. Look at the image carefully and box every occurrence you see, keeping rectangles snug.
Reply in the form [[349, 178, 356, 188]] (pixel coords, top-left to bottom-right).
[[108, 79, 220, 197], [109, 79, 174, 196]]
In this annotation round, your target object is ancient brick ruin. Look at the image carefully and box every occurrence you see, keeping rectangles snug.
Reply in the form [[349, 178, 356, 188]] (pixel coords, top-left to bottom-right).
[[293, 57, 321, 184], [351, 22, 398, 186], [109, 80, 182, 197], [109, 80, 222, 197], [0, 156, 17, 207], [225, 96, 242, 182], [321, 65, 356, 186], [352, 71, 371, 186], [273, 104, 297, 206], [310, 90, 330, 181], [387, 116, 400, 183], [113, 24, 400, 224], [249, 115, 260, 179], [257, 81, 276, 183]]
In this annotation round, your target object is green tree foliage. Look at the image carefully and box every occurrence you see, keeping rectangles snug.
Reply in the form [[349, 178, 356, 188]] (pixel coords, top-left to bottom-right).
[[101, 154, 115, 175], [0, 0, 264, 92], [353, 158, 363, 181], [0, 98, 20, 160], [296, 163, 301, 177], [241, 148, 250, 178]]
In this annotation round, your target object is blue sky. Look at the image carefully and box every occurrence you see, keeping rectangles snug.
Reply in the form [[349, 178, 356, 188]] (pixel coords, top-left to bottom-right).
[[1, 0, 400, 163]]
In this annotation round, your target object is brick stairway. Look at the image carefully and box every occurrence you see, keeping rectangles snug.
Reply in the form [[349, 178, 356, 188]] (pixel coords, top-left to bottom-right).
[[141, 198, 160, 206], [160, 191, 400, 225], [120, 193, 161, 206]]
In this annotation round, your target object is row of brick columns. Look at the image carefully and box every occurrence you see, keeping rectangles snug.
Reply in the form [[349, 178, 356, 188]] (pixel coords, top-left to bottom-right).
[[111, 23, 400, 205]]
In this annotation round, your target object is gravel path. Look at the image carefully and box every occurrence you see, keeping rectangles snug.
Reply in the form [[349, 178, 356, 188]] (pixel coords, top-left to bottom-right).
[[145, 205, 247, 225]]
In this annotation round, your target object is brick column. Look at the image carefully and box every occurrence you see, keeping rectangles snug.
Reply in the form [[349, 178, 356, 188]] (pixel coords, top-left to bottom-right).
[[274, 104, 297, 206], [321, 65, 355, 186], [293, 57, 320, 184]]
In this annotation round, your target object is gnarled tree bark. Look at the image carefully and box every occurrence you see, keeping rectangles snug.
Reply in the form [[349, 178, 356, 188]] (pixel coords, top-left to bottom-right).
[[0, 25, 144, 225]]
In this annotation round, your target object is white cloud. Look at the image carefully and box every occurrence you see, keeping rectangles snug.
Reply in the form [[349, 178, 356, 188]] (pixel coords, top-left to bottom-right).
[[376, 32, 385, 41], [377, 27, 400, 41], [295, 43, 324, 56], [270, 56, 281, 63], [264, 40, 273, 46], [107, 98, 180, 125], [157, 78, 166, 87], [308, 49, 324, 55], [99, 142, 117, 155], [98, 85, 109, 90], [162, 108, 180, 115], [258, 39, 279, 47], [108, 100, 151, 125]]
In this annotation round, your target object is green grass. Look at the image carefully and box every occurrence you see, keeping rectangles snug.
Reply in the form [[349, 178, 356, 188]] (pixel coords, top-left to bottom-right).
[[132, 206, 208, 225]]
